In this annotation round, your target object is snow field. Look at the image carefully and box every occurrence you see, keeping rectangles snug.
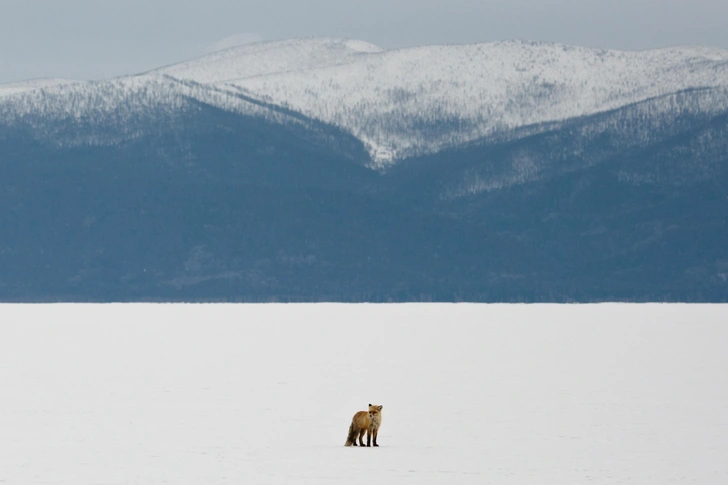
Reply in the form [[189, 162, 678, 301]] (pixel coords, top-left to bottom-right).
[[0, 303, 726, 484]]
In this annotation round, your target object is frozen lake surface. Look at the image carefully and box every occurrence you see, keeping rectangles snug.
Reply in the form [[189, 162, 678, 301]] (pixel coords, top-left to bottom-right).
[[1, 304, 726, 484]]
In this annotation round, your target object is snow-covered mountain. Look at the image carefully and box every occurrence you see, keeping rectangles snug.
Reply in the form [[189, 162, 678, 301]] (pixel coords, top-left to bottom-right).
[[3, 37, 728, 302], [3, 37, 728, 166], [211, 41, 728, 164]]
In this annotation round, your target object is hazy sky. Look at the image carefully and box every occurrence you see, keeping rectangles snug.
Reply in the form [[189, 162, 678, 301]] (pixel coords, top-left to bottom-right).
[[2, 0, 728, 83]]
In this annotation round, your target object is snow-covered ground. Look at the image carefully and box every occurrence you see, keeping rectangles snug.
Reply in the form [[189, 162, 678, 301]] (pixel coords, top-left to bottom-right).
[[1, 304, 726, 484]]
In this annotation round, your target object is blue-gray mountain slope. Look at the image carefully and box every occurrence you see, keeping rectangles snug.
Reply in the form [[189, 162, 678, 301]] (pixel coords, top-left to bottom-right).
[[1, 85, 726, 301]]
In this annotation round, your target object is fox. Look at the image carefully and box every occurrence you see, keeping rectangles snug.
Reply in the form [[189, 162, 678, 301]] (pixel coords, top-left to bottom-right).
[[344, 404, 383, 447]]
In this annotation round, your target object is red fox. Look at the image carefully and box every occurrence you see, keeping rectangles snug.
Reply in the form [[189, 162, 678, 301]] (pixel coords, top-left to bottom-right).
[[344, 404, 383, 447]]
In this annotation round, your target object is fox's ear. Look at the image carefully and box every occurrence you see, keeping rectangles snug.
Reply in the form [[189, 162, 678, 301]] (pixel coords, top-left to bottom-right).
[[378, 405, 383, 410], [368, 403, 372, 407]]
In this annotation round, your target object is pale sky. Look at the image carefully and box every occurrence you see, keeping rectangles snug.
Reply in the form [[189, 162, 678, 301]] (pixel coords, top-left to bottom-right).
[[2, 0, 728, 83]]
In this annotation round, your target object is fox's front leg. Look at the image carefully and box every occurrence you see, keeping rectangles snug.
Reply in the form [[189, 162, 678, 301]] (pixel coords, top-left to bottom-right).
[[366, 427, 373, 447], [372, 427, 379, 447]]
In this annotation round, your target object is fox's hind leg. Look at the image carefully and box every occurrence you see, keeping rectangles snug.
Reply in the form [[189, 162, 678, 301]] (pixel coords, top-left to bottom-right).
[[358, 429, 367, 446]]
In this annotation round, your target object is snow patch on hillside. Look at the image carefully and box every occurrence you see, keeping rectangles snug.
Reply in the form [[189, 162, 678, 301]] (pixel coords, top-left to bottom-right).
[[440, 87, 728, 198]]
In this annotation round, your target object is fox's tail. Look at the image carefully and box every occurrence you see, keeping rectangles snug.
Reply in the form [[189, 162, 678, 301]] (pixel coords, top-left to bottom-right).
[[344, 421, 356, 446]]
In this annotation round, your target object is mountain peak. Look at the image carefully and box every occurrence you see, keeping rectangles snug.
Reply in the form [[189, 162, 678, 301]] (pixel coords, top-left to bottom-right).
[[154, 37, 383, 84]]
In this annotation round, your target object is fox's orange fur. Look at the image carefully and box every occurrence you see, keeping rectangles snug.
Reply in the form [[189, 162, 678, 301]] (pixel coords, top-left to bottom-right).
[[344, 404, 383, 447]]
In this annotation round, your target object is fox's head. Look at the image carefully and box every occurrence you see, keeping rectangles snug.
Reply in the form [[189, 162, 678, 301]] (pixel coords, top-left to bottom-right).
[[368, 403, 383, 419]]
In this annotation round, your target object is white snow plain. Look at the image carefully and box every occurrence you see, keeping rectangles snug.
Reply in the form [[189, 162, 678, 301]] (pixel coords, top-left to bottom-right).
[[1, 303, 727, 484]]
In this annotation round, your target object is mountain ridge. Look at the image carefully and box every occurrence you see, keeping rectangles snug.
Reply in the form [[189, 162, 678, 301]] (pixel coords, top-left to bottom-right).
[[4, 37, 728, 166]]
